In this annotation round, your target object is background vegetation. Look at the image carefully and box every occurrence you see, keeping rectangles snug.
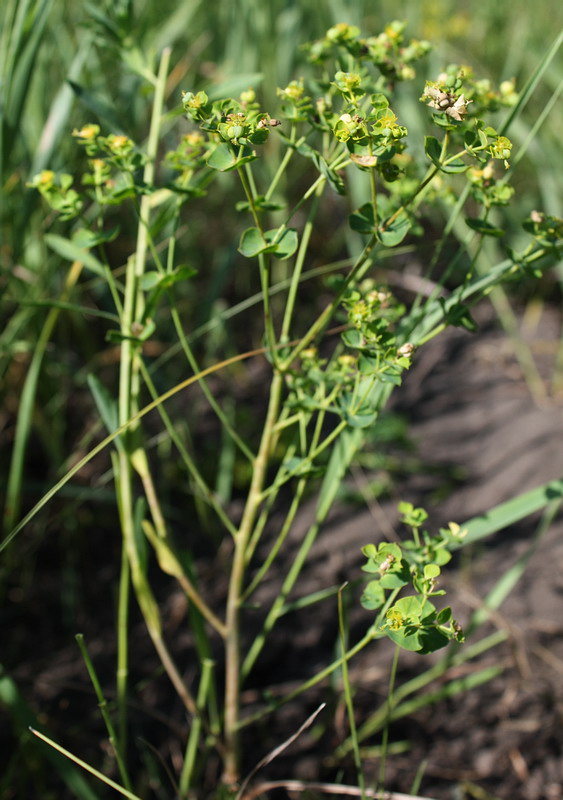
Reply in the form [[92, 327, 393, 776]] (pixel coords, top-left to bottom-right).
[[1, 1, 562, 798]]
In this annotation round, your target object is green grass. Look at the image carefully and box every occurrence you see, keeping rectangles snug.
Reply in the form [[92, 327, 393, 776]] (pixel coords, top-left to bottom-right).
[[1, 3, 562, 798]]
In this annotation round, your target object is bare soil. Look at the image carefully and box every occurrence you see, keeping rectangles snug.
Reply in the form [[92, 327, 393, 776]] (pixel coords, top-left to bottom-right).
[[3, 302, 563, 800]]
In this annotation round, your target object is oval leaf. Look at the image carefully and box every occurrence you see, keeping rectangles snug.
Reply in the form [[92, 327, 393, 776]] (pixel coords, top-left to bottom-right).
[[238, 227, 272, 258], [265, 227, 298, 260], [377, 212, 411, 246], [349, 202, 375, 234]]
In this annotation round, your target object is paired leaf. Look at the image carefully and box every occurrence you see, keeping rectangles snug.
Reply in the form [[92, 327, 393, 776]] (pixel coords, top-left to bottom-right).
[[238, 227, 298, 260]]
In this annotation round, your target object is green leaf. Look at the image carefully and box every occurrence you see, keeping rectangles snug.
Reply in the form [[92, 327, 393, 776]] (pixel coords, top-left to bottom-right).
[[424, 135, 442, 167], [361, 580, 385, 610], [385, 627, 423, 651], [238, 227, 271, 257], [283, 456, 325, 478], [458, 478, 563, 548], [140, 271, 163, 291], [440, 158, 467, 174], [377, 212, 411, 246], [439, 298, 479, 332], [142, 519, 183, 578], [379, 572, 409, 589], [341, 329, 364, 349], [237, 227, 298, 260], [436, 606, 452, 624], [416, 626, 451, 654], [161, 265, 197, 286], [395, 595, 425, 619], [465, 218, 505, 237], [68, 79, 123, 133], [44, 233, 105, 277], [345, 410, 377, 428], [349, 203, 375, 234], [267, 228, 298, 260], [297, 146, 346, 195], [370, 93, 390, 113], [357, 354, 379, 374], [140, 265, 197, 291], [236, 196, 286, 212], [72, 226, 120, 248], [86, 374, 119, 440]]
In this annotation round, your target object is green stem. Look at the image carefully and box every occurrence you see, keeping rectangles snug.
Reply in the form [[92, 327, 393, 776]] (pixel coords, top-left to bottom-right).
[[280, 187, 322, 342], [242, 475, 308, 601], [170, 305, 254, 462], [115, 47, 171, 756], [264, 127, 302, 201], [138, 360, 238, 537], [259, 419, 348, 501], [237, 163, 278, 361], [116, 537, 130, 757], [223, 369, 285, 785], [338, 587, 365, 800], [239, 627, 377, 729], [179, 658, 215, 797], [281, 235, 377, 367], [75, 634, 133, 792], [376, 645, 400, 793]]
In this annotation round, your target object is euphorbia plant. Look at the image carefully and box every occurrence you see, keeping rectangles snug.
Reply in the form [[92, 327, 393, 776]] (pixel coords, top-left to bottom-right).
[[19, 19, 562, 797]]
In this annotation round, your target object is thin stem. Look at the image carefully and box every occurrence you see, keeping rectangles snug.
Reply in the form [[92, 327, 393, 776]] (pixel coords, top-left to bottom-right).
[[280, 187, 322, 342], [264, 127, 302, 201], [376, 645, 400, 793], [116, 537, 130, 757], [75, 634, 133, 791], [338, 587, 366, 800], [242, 475, 308, 602], [281, 236, 377, 368], [239, 628, 377, 730], [179, 658, 215, 797], [259, 420, 348, 502], [138, 360, 238, 537], [237, 162, 278, 361], [30, 728, 142, 800], [170, 305, 255, 461]]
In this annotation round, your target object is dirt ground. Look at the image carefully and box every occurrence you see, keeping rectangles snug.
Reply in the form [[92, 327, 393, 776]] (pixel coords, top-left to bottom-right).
[[4, 301, 563, 800]]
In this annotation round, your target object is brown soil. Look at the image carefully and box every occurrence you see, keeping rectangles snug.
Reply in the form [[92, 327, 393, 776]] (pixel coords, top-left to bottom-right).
[[3, 302, 563, 800]]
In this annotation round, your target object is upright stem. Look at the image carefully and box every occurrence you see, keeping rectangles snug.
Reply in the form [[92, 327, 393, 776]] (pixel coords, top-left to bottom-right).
[[114, 46, 171, 759], [223, 369, 284, 785]]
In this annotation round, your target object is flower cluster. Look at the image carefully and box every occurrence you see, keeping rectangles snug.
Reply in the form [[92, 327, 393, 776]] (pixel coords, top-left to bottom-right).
[[276, 79, 313, 122], [27, 170, 83, 220], [182, 90, 281, 147], [467, 163, 514, 207], [421, 65, 519, 125], [308, 20, 432, 83], [360, 504, 466, 653]]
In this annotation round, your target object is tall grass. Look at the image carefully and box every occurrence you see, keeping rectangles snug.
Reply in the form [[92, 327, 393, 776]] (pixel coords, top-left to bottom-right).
[[1, 3, 562, 798]]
